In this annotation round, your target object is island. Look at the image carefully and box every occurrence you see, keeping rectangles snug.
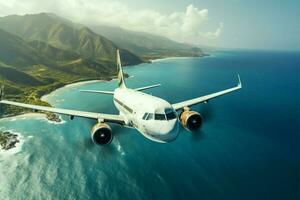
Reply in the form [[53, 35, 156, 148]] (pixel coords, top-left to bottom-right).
[[46, 113, 61, 123], [0, 13, 206, 118], [0, 131, 20, 151]]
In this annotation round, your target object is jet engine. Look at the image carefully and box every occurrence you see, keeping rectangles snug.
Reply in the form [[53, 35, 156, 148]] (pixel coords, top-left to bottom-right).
[[91, 123, 113, 145], [179, 110, 203, 131]]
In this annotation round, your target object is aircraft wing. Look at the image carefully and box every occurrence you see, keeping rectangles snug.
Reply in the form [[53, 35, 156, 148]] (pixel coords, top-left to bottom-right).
[[134, 84, 161, 91], [79, 90, 114, 95], [0, 100, 125, 124], [172, 75, 242, 111]]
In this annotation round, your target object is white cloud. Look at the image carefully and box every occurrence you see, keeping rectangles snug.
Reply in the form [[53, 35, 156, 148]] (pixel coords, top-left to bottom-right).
[[0, 0, 223, 44]]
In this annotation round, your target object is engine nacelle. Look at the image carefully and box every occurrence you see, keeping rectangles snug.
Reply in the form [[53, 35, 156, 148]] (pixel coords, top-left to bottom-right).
[[91, 123, 113, 145], [179, 110, 203, 131]]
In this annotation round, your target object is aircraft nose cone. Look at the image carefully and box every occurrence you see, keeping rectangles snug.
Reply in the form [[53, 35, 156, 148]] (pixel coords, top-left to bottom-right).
[[162, 121, 180, 142]]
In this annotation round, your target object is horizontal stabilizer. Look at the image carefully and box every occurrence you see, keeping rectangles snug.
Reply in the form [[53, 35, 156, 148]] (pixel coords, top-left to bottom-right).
[[79, 90, 114, 95], [135, 84, 161, 91]]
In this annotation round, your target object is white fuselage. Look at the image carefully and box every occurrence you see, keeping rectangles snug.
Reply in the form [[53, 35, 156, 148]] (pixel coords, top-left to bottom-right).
[[113, 88, 180, 143]]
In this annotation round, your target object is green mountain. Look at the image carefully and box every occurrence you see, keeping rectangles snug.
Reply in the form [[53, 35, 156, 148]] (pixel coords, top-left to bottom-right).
[[89, 25, 205, 59], [0, 27, 122, 115], [26, 40, 109, 77], [0, 63, 42, 86], [0, 13, 205, 61], [0, 28, 49, 69], [27, 40, 79, 63], [0, 28, 115, 104], [0, 13, 206, 115], [0, 28, 115, 78], [0, 13, 143, 65], [0, 13, 145, 107]]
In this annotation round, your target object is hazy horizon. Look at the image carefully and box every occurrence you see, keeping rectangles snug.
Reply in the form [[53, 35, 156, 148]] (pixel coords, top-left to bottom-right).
[[0, 0, 299, 51]]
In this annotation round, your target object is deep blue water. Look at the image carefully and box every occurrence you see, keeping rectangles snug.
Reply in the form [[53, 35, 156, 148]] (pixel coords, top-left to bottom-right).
[[0, 50, 299, 200]]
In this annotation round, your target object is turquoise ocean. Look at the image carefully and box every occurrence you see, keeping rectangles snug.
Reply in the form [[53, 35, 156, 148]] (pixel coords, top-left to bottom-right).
[[0, 50, 299, 200]]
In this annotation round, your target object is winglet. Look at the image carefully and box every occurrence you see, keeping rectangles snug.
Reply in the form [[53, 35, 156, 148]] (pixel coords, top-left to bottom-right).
[[237, 74, 242, 88], [0, 85, 4, 101]]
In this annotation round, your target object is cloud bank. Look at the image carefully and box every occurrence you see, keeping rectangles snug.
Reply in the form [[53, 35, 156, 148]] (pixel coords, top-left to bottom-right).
[[0, 0, 223, 45]]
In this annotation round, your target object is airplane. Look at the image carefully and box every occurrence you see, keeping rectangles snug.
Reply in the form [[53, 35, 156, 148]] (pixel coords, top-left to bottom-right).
[[0, 50, 242, 145]]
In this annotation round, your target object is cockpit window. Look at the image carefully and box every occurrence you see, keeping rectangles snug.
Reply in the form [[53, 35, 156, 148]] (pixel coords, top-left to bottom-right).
[[165, 108, 177, 120], [142, 113, 149, 120], [155, 114, 166, 120], [146, 113, 154, 120], [166, 111, 176, 120], [143, 109, 176, 121]]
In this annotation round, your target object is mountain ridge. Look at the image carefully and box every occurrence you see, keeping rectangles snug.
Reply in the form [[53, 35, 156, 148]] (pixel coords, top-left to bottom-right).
[[0, 12, 206, 116], [0, 13, 143, 65], [88, 24, 206, 59]]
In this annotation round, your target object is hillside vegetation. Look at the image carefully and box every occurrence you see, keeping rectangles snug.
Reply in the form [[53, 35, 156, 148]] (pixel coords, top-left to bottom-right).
[[0, 13, 205, 116], [89, 25, 206, 60]]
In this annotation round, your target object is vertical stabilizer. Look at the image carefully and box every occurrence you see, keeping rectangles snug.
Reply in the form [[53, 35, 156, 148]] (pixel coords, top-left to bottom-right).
[[116, 49, 127, 88]]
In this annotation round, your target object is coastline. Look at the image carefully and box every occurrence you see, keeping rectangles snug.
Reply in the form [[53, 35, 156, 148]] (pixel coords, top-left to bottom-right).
[[40, 76, 116, 99], [0, 80, 108, 121], [41, 79, 107, 101], [0, 55, 205, 156], [2, 55, 206, 119], [3, 113, 46, 119], [150, 56, 194, 62], [150, 54, 209, 63], [1, 113, 65, 124]]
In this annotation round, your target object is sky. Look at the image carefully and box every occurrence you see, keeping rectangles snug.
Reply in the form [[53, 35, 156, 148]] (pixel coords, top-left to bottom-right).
[[0, 0, 299, 50]]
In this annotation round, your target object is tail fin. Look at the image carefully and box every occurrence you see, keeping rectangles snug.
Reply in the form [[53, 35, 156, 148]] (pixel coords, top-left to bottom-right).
[[116, 49, 127, 88]]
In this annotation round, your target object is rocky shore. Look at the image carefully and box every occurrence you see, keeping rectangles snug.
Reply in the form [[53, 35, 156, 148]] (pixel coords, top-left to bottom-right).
[[46, 113, 62, 123], [0, 131, 20, 151]]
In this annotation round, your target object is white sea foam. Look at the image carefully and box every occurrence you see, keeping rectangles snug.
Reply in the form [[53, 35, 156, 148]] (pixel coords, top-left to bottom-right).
[[41, 80, 108, 102], [10, 118, 17, 122], [116, 142, 126, 156], [44, 116, 66, 125], [0, 113, 44, 121], [1, 113, 66, 125], [63, 80, 105, 88]]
